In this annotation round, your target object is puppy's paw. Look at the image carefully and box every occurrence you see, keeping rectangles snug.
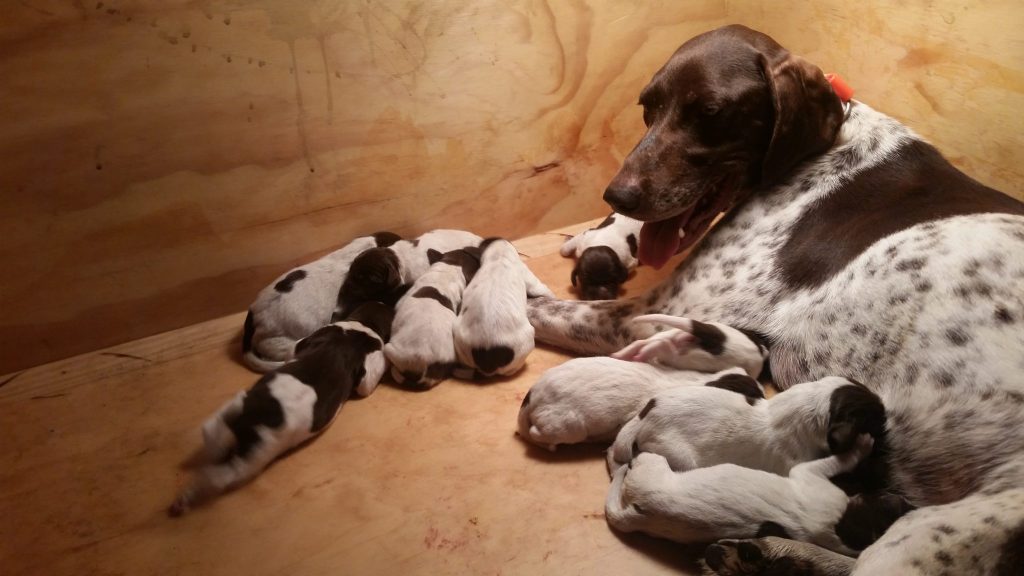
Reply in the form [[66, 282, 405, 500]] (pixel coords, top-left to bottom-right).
[[611, 329, 695, 364]]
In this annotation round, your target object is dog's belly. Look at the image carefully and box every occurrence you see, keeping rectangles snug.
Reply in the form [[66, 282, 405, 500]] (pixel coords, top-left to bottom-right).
[[657, 207, 1024, 502]]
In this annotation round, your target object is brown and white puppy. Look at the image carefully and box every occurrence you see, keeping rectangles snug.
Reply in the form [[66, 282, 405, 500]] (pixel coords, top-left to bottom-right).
[[607, 376, 885, 476], [606, 436, 875, 556], [453, 238, 553, 377], [242, 231, 400, 372], [170, 302, 393, 515], [385, 248, 480, 389], [336, 229, 482, 318], [560, 212, 644, 300]]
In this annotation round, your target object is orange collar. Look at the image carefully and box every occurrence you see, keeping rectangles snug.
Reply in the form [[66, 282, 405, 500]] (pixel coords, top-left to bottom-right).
[[826, 73, 854, 103]]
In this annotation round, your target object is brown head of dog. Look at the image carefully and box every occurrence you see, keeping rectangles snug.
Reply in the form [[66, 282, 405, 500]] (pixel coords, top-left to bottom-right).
[[604, 25, 845, 268]]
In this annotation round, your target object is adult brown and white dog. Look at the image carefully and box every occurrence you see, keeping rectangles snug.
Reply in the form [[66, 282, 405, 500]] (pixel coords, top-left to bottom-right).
[[527, 25, 1024, 575]]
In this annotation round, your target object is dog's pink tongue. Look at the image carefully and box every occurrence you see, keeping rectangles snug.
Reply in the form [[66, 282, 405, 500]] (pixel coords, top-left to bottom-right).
[[639, 214, 686, 269]]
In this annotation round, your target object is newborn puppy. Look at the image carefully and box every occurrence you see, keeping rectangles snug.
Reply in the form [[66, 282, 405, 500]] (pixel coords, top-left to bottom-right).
[[169, 302, 393, 516], [605, 436, 875, 555], [243, 231, 401, 372], [336, 229, 481, 317], [453, 238, 554, 377], [385, 248, 481, 389], [607, 375, 886, 475], [612, 314, 768, 378], [560, 212, 643, 300], [517, 355, 747, 450]]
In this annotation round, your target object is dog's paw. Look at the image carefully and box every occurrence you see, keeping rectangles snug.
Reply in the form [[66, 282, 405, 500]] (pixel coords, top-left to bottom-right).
[[702, 539, 766, 575]]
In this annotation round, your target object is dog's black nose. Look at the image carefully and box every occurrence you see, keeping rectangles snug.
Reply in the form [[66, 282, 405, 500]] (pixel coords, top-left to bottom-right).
[[603, 185, 640, 213]]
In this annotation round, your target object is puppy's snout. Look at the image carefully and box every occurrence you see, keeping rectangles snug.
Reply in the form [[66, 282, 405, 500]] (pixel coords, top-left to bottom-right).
[[604, 184, 641, 214], [580, 284, 619, 301]]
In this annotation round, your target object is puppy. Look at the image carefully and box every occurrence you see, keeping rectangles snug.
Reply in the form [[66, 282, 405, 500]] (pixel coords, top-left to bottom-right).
[[385, 248, 481, 389], [605, 436, 875, 555], [612, 314, 768, 378], [243, 231, 401, 372], [336, 229, 481, 317], [560, 212, 643, 300], [517, 355, 747, 450], [453, 238, 554, 377], [169, 302, 394, 516], [607, 375, 886, 475]]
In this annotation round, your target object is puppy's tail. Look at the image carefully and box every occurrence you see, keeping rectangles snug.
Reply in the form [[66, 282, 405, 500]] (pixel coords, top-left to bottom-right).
[[604, 464, 642, 531], [526, 296, 658, 355], [242, 350, 286, 373], [607, 417, 641, 475]]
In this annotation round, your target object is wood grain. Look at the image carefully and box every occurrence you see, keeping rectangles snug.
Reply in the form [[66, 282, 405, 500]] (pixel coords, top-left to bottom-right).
[[0, 221, 703, 576], [0, 0, 730, 373], [2, 1, 1021, 373]]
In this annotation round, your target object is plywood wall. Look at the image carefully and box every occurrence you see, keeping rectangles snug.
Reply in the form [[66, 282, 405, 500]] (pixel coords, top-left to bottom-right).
[[1, 0, 1021, 373], [734, 0, 1024, 195]]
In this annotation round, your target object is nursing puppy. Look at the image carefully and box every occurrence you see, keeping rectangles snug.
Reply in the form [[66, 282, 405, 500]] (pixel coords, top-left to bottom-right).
[[605, 435, 875, 555], [518, 356, 746, 451], [385, 248, 481, 389], [612, 314, 768, 378], [242, 231, 401, 372], [607, 375, 886, 475], [336, 229, 482, 317], [560, 212, 643, 300], [453, 238, 554, 377], [169, 302, 393, 516]]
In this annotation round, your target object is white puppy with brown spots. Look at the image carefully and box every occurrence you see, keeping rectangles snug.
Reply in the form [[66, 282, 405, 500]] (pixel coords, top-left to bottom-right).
[[243, 231, 401, 372], [386, 248, 480, 389], [171, 302, 393, 515], [606, 376, 886, 474], [453, 238, 554, 377], [517, 358, 748, 451], [612, 314, 768, 378], [560, 212, 643, 300], [605, 435, 875, 555]]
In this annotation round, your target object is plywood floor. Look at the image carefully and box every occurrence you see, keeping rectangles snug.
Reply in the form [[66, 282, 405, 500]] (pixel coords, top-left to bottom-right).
[[0, 220, 709, 576]]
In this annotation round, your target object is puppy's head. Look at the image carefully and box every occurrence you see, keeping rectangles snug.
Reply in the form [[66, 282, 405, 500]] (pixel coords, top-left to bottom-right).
[[572, 246, 629, 300], [343, 301, 396, 343], [338, 247, 404, 316], [441, 247, 483, 284], [828, 379, 886, 453], [603, 25, 844, 267], [294, 325, 347, 358]]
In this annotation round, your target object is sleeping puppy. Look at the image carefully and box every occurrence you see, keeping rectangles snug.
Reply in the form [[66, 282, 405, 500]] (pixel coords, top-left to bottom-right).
[[385, 248, 481, 389], [607, 375, 886, 475], [453, 238, 554, 377], [517, 356, 747, 451], [169, 301, 394, 516], [605, 435, 875, 555], [336, 229, 482, 318], [612, 314, 768, 378], [560, 212, 643, 300], [243, 231, 401, 372]]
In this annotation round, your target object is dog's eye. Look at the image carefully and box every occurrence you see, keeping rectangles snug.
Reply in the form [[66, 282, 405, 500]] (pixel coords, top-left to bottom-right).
[[700, 103, 720, 117], [642, 105, 654, 127]]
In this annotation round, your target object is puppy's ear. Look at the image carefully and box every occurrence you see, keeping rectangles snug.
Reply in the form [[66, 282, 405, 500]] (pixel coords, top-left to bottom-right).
[[828, 421, 858, 454], [828, 382, 886, 453], [427, 248, 443, 266], [570, 266, 579, 287], [757, 47, 844, 185]]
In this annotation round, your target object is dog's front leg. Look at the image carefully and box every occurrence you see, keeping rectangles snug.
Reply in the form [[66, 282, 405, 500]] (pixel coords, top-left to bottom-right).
[[526, 296, 662, 355], [702, 536, 855, 576]]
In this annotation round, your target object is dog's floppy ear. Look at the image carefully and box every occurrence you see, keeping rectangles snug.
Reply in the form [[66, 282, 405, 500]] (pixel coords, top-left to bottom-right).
[[570, 265, 579, 287], [427, 248, 443, 266], [757, 49, 844, 185]]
